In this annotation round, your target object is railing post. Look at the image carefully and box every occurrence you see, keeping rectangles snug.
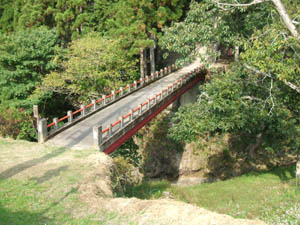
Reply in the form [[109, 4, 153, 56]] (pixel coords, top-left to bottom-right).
[[67, 111, 73, 123], [127, 84, 131, 93], [130, 109, 134, 121], [154, 96, 157, 105], [109, 124, 113, 136], [168, 66, 171, 73], [134, 80, 137, 90], [164, 67, 168, 75], [145, 76, 149, 83], [150, 73, 154, 81], [102, 95, 106, 105], [119, 117, 123, 128], [140, 78, 144, 86], [93, 125, 102, 150], [147, 100, 150, 110], [139, 104, 142, 115], [81, 105, 86, 116], [111, 91, 115, 101], [172, 64, 175, 71], [92, 99, 96, 111], [121, 116, 125, 127], [38, 118, 47, 143], [119, 87, 123, 97], [53, 118, 58, 130], [160, 69, 164, 77]]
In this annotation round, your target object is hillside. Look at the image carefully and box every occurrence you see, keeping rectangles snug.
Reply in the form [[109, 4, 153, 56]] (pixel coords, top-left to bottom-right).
[[0, 138, 265, 225]]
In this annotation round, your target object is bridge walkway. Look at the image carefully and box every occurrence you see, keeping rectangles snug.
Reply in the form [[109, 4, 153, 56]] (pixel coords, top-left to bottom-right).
[[46, 60, 201, 150]]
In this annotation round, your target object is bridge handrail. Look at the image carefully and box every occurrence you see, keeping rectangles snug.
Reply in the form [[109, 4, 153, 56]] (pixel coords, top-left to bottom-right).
[[93, 66, 203, 151], [38, 64, 178, 143]]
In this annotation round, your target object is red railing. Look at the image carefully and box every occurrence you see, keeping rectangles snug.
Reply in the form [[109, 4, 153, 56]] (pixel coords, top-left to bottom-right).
[[99, 66, 202, 140], [45, 64, 178, 132]]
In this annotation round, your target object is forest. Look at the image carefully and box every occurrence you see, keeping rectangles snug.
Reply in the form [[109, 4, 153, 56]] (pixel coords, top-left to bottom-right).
[[0, 0, 299, 162]]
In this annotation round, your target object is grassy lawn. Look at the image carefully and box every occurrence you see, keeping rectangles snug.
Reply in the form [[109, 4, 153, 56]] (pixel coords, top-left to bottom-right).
[[0, 139, 135, 225], [124, 166, 300, 225]]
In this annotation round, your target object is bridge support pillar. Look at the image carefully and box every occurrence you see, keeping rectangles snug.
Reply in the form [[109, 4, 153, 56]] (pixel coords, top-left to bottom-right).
[[93, 125, 102, 150], [38, 118, 47, 143]]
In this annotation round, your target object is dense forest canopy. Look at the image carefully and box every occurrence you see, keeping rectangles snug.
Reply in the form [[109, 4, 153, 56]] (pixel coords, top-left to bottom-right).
[[0, 0, 189, 140], [0, 0, 299, 159]]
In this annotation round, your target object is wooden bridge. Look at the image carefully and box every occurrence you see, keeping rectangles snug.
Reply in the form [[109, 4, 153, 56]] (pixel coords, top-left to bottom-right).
[[38, 60, 206, 154]]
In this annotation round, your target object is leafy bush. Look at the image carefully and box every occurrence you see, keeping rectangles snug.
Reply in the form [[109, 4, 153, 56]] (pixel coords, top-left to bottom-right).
[[110, 156, 143, 196]]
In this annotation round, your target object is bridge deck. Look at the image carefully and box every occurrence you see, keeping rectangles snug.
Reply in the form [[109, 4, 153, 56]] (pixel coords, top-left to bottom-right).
[[47, 60, 200, 150]]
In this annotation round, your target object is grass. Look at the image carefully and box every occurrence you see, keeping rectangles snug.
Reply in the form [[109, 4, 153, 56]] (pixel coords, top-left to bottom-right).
[[0, 138, 136, 225], [124, 166, 300, 225]]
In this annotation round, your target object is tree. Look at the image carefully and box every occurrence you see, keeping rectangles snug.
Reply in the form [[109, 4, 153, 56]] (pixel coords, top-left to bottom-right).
[[0, 27, 59, 141], [162, 0, 300, 157], [0, 27, 59, 108], [40, 33, 138, 105]]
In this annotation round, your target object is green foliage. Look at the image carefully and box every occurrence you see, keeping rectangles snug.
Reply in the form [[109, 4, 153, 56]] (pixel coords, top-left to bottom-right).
[[160, 0, 272, 63], [0, 27, 59, 109], [169, 66, 300, 155], [41, 33, 138, 104], [110, 156, 142, 196], [105, 0, 187, 55], [162, 0, 300, 156], [0, 27, 59, 140]]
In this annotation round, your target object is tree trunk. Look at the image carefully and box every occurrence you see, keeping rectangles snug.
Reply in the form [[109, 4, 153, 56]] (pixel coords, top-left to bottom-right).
[[272, 0, 299, 40], [246, 133, 263, 159], [143, 49, 148, 76], [150, 45, 155, 74], [140, 49, 145, 78]]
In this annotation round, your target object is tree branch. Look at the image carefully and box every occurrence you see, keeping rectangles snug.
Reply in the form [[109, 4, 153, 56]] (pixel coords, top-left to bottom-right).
[[243, 63, 300, 94], [214, 0, 299, 40], [214, 0, 267, 7]]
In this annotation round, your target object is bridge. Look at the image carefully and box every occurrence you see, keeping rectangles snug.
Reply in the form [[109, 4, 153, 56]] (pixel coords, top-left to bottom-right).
[[37, 60, 206, 154]]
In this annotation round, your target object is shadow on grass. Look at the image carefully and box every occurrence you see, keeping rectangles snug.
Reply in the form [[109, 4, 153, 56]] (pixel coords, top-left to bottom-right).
[[242, 165, 296, 182], [0, 147, 66, 179], [0, 203, 52, 225], [29, 165, 69, 184], [270, 165, 296, 181], [0, 186, 78, 225], [123, 180, 170, 199]]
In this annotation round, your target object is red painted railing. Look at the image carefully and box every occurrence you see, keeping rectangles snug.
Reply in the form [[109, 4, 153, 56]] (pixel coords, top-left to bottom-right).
[[44, 63, 178, 136], [99, 66, 202, 146]]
